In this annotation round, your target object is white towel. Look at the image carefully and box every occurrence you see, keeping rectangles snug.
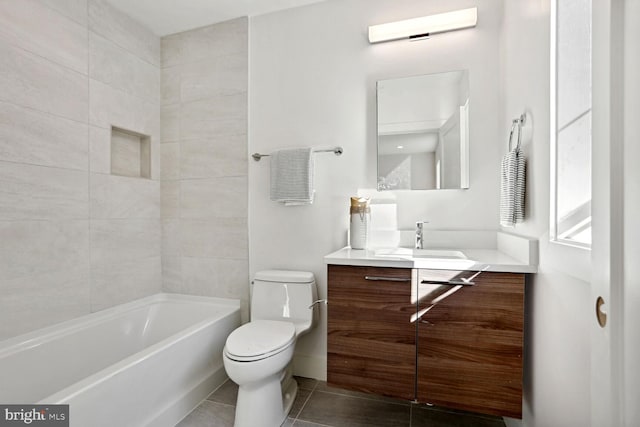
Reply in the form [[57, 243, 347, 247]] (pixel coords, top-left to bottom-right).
[[500, 147, 526, 227], [270, 148, 315, 205]]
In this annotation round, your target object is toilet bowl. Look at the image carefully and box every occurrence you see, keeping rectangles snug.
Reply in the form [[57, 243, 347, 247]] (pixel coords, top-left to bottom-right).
[[222, 270, 318, 427]]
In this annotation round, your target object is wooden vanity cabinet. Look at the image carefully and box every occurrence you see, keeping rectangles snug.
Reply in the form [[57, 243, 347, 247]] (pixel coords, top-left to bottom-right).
[[327, 265, 416, 400], [416, 270, 525, 418]]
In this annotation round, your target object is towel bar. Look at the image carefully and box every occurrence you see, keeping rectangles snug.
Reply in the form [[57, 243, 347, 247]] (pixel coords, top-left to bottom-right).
[[508, 112, 526, 151], [252, 147, 343, 161]]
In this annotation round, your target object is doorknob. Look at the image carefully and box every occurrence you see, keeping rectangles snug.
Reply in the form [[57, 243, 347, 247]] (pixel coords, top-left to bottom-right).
[[596, 296, 607, 328]]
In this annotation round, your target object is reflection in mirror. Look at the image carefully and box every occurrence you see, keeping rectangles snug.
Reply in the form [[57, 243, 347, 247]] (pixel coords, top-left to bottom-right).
[[377, 70, 470, 191]]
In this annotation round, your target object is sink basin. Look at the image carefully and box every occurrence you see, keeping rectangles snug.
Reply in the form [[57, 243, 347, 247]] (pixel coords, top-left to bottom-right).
[[412, 249, 467, 259], [374, 248, 467, 260]]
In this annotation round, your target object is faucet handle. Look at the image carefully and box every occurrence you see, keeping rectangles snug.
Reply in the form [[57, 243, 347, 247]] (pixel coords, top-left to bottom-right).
[[416, 220, 429, 229]]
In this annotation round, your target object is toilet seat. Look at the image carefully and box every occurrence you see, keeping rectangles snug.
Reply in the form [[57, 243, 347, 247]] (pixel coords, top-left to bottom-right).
[[224, 320, 295, 362]]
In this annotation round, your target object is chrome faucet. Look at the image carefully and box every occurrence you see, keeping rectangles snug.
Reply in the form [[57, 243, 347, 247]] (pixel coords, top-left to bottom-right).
[[415, 221, 428, 249]]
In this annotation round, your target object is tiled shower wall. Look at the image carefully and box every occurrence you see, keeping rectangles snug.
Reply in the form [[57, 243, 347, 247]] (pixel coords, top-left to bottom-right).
[[0, 0, 161, 339], [160, 19, 250, 319]]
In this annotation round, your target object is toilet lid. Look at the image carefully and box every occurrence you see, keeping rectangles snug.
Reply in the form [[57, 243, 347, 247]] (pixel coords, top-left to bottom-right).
[[225, 320, 295, 362]]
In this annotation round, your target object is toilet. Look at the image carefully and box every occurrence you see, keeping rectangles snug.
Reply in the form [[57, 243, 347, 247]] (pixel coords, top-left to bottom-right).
[[223, 270, 319, 427]]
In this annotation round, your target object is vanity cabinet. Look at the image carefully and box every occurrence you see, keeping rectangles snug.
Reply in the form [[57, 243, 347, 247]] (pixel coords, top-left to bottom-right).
[[416, 269, 524, 418], [327, 265, 416, 400], [327, 264, 525, 419]]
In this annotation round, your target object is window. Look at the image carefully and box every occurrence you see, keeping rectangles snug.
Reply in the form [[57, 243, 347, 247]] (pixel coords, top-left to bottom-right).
[[551, 0, 592, 248]]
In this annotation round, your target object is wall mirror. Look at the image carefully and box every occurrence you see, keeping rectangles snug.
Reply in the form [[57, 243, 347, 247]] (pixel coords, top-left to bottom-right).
[[377, 70, 470, 191]]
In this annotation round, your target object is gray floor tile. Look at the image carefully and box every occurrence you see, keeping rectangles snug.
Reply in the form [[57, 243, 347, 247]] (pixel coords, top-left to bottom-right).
[[292, 421, 333, 427], [298, 390, 410, 427], [207, 379, 238, 406], [314, 381, 411, 406], [410, 405, 506, 427], [290, 387, 312, 418], [176, 401, 235, 427], [179, 377, 509, 427], [295, 376, 318, 390]]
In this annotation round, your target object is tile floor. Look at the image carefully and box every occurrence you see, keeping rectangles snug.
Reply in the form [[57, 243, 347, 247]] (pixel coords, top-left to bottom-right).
[[176, 377, 507, 427]]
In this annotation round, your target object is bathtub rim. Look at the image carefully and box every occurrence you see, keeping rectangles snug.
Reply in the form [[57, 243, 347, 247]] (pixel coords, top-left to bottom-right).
[[0, 293, 240, 360]]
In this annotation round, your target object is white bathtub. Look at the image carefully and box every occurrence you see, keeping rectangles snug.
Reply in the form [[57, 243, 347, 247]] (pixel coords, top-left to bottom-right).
[[0, 293, 240, 427]]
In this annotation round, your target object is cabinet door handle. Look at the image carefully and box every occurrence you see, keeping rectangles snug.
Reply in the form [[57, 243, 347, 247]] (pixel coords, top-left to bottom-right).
[[420, 279, 475, 286], [365, 276, 411, 282]]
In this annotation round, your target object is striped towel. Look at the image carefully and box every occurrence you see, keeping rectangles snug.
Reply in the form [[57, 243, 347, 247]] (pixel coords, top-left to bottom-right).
[[500, 147, 526, 227], [270, 148, 315, 205]]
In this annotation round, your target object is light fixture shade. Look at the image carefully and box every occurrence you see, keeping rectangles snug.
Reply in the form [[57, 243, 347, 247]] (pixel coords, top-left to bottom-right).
[[368, 7, 478, 43]]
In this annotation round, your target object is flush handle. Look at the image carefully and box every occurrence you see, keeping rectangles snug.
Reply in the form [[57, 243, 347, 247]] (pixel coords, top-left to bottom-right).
[[596, 296, 607, 328], [309, 299, 328, 309]]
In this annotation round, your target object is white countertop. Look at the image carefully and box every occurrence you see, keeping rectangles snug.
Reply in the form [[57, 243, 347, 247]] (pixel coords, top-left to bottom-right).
[[324, 247, 537, 274]]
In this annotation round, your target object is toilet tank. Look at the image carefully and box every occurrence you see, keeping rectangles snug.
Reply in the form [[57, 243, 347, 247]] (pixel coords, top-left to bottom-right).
[[251, 270, 318, 335]]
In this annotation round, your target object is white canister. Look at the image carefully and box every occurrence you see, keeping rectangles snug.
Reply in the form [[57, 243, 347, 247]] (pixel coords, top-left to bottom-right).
[[349, 197, 370, 249]]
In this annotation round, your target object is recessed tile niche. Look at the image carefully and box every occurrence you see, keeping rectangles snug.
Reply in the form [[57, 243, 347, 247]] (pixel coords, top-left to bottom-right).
[[110, 127, 151, 179]]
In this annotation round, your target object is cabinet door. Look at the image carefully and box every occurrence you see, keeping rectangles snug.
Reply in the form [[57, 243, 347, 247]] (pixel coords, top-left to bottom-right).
[[327, 265, 416, 400], [416, 270, 524, 418]]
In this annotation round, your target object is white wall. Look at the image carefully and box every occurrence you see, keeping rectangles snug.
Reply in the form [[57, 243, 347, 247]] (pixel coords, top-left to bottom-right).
[[501, 1, 591, 426], [623, 1, 640, 423], [249, 0, 503, 378], [0, 0, 162, 340]]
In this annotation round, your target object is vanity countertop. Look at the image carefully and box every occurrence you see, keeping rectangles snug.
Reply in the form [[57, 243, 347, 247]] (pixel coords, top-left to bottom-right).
[[324, 246, 537, 274]]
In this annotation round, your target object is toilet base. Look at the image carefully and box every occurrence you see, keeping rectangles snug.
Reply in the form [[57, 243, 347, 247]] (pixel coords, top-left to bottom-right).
[[233, 375, 298, 427], [282, 375, 298, 420]]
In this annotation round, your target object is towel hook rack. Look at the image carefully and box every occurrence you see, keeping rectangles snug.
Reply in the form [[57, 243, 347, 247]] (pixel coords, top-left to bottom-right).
[[252, 146, 343, 161], [508, 112, 526, 151]]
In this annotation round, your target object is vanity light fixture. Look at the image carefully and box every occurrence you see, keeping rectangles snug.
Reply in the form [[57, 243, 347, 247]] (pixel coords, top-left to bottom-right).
[[368, 7, 477, 44]]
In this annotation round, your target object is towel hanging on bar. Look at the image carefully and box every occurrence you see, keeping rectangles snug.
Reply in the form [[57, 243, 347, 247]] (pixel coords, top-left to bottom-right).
[[270, 148, 315, 206], [500, 116, 526, 227], [500, 147, 525, 227]]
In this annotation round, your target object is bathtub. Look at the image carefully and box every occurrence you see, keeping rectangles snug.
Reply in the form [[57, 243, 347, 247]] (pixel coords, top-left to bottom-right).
[[0, 293, 240, 427]]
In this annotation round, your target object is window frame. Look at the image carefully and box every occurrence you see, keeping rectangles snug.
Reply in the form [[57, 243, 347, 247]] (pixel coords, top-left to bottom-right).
[[549, 0, 593, 251]]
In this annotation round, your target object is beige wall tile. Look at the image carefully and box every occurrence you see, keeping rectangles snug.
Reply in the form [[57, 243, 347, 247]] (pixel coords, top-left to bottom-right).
[[0, 0, 88, 74], [88, 0, 160, 67], [161, 180, 180, 218], [90, 219, 161, 267], [89, 31, 160, 103], [0, 101, 88, 171], [181, 256, 249, 300], [0, 161, 88, 220], [180, 218, 247, 259], [90, 256, 161, 311], [181, 177, 247, 219], [161, 17, 247, 68], [90, 173, 160, 219], [0, 43, 88, 123], [161, 103, 180, 142], [149, 137, 161, 181], [0, 220, 89, 282], [39, 0, 88, 26], [0, 267, 90, 340], [161, 66, 181, 105], [89, 125, 110, 173], [162, 219, 180, 258], [161, 142, 180, 180], [180, 135, 247, 179], [161, 255, 182, 293], [160, 33, 184, 69], [180, 93, 247, 140], [160, 18, 249, 303], [89, 79, 160, 136], [180, 53, 248, 102]]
